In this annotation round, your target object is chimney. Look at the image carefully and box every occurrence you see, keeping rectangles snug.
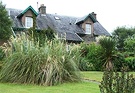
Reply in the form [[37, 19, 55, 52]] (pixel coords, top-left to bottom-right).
[[91, 12, 97, 19], [38, 4, 46, 15]]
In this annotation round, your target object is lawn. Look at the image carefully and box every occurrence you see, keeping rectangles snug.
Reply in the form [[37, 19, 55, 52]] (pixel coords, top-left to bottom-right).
[[81, 71, 135, 81], [81, 71, 103, 82], [0, 71, 101, 93], [0, 82, 100, 93], [1, 71, 135, 93]]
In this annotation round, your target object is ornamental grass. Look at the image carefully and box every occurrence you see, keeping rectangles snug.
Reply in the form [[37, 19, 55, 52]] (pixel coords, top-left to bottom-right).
[[0, 34, 80, 86]]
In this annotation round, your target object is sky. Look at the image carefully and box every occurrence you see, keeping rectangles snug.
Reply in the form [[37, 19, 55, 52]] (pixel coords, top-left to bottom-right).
[[1, 0, 135, 33]]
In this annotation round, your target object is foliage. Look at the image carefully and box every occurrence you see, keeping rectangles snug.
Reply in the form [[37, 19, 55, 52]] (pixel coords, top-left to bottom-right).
[[99, 69, 135, 93], [28, 27, 55, 46], [0, 47, 5, 70], [99, 36, 116, 70], [79, 43, 103, 71], [0, 47, 5, 61], [124, 34, 135, 56], [125, 57, 135, 71], [112, 26, 135, 51], [0, 1, 12, 40], [0, 34, 80, 86], [112, 52, 125, 71], [28, 14, 55, 47]]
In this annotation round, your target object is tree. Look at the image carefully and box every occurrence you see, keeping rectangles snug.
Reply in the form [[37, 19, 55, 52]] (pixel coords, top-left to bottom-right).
[[112, 26, 135, 51], [99, 36, 116, 70], [124, 34, 135, 56], [0, 1, 12, 40]]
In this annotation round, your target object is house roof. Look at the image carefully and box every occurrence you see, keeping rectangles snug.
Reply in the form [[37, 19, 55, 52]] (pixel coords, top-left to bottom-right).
[[7, 7, 111, 42], [37, 14, 85, 34], [17, 6, 38, 18], [36, 14, 85, 41], [76, 13, 97, 24], [94, 22, 110, 36]]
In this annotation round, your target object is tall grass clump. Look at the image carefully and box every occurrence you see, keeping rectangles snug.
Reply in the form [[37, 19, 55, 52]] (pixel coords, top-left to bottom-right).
[[0, 47, 5, 70], [0, 34, 80, 86]]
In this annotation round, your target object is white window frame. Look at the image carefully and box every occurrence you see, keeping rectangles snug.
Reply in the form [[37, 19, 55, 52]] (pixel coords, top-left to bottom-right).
[[85, 23, 91, 34], [25, 17, 33, 28]]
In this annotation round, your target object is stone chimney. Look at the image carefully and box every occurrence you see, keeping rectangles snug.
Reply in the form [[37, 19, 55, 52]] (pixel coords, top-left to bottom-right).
[[38, 4, 46, 15], [91, 12, 97, 19]]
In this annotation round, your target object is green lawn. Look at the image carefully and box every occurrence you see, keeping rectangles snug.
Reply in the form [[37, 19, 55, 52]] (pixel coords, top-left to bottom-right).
[[0, 71, 102, 93], [81, 71, 135, 81], [0, 82, 100, 93], [1, 71, 135, 93], [81, 71, 103, 82]]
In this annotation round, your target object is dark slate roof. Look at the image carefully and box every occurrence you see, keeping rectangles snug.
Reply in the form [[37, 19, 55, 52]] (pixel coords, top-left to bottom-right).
[[7, 7, 111, 42], [36, 14, 85, 41], [57, 32, 83, 41], [37, 14, 85, 34], [76, 13, 97, 24], [94, 22, 110, 36]]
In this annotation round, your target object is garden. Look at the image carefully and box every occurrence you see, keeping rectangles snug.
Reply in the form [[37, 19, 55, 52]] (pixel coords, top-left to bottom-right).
[[0, 1, 135, 92], [0, 27, 135, 93]]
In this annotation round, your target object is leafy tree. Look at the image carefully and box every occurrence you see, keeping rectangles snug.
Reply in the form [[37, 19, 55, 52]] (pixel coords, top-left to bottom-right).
[[0, 1, 12, 40], [112, 26, 135, 51], [124, 34, 135, 56]]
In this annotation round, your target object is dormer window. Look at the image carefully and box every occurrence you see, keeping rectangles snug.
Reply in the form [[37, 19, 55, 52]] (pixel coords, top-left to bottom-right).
[[85, 23, 91, 34], [25, 17, 33, 28]]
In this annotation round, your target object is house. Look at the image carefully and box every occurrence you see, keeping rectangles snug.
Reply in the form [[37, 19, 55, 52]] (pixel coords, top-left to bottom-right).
[[7, 4, 111, 43]]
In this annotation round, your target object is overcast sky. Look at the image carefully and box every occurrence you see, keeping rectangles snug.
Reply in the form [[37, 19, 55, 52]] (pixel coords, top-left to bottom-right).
[[1, 0, 135, 33]]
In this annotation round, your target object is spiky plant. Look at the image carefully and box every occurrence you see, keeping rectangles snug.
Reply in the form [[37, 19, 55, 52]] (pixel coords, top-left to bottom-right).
[[99, 36, 116, 70], [0, 34, 80, 86]]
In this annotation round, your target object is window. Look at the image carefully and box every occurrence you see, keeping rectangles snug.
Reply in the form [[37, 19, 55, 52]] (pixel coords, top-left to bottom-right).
[[85, 23, 91, 34], [25, 17, 33, 28]]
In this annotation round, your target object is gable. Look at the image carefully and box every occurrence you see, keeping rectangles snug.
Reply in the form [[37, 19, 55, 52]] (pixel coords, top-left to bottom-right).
[[17, 6, 38, 18], [81, 18, 94, 29], [76, 13, 97, 25]]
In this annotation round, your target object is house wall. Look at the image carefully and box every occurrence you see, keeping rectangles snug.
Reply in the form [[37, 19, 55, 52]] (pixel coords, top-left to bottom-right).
[[21, 10, 34, 27], [82, 18, 94, 36]]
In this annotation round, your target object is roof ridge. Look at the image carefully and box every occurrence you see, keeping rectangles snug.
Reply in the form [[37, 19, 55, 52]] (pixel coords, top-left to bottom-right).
[[17, 5, 38, 18]]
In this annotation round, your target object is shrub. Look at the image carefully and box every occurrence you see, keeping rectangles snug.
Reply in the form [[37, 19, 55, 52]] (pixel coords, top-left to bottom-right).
[[79, 43, 103, 71], [124, 34, 135, 56], [125, 57, 135, 71], [79, 58, 96, 71], [99, 69, 135, 93], [112, 52, 125, 71], [0, 35, 80, 86]]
